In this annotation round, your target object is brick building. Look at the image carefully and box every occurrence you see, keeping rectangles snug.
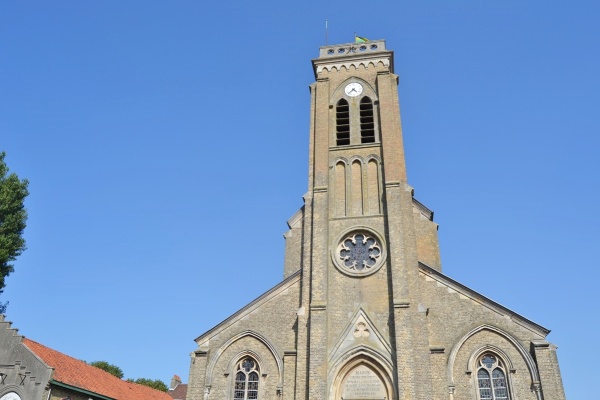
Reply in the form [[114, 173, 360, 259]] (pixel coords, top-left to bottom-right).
[[0, 316, 171, 400], [185, 40, 565, 400]]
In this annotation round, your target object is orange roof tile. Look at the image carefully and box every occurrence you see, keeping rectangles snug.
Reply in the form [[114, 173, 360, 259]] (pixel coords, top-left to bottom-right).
[[23, 338, 172, 400]]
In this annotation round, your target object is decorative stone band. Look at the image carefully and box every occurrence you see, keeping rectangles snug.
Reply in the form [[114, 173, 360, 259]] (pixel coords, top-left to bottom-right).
[[315, 58, 391, 74]]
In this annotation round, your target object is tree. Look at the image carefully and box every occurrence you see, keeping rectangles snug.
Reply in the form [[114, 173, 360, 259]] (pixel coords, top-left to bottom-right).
[[90, 361, 124, 378], [0, 151, 29, 311], [128, 378, 168, 392]]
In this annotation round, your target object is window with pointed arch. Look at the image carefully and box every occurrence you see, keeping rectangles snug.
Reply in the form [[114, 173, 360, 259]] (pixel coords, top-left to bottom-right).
[[233, 357, 260, 400], [359, 96, 375, 143], [336, 99, 350, 145], [476, 353, 511, 400]]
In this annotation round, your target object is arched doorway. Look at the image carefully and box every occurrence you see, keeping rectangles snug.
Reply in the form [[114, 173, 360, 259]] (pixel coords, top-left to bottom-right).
[[332, 357, 393, 400]]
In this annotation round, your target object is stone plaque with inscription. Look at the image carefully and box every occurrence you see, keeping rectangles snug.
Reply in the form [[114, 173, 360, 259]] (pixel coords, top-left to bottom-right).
[[341, 365, 386, 400]]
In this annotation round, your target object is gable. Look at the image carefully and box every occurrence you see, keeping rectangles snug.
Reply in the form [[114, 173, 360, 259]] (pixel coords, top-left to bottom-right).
[[23, 339, 172, 400], [195, 270, 301, 346], [418, 262, 549, 336]]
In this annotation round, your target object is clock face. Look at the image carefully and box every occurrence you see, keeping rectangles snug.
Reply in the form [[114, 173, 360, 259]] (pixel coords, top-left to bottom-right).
[[345, 82, 363, 97]]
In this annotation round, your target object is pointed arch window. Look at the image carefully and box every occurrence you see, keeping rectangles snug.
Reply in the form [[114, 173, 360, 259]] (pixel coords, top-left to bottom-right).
[[233, 357, 260, 400], [360, 97, 375, 143], [476, 354, 510, 400], [336, 99, 350, 146]]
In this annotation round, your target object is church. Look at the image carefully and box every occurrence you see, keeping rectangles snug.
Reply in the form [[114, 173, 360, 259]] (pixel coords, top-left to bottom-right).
[[185, 40, 565, 400]]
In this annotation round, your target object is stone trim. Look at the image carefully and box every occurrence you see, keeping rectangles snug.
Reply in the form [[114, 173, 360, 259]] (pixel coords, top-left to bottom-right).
[[205, 331, 283, 388], [331, 226, 387, 278], [329, 143, 381, 152], [313, 57, 391, 74], [446, 325, 541, 386], [327, 346, 395, 400], [328, 308, 392, 364], [329, 78, 379, 105], [195, 270, 301, 343], [532, 340, 550, 349], [412, 197, 434, 221], [286, 206, 304, 229], [467, 346, 518, 400], [419, 262, 550, 336], [0, 387, 26, 400], [466, 345, 516, 375]]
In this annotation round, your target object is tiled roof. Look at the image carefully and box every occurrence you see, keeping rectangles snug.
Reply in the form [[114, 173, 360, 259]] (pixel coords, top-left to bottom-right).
[[23, 338, 172, 400], [167, 383, 187, 400]]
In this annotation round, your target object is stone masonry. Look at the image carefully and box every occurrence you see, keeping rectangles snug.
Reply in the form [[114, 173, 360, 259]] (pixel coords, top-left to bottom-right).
[[185, 40, 565, 400]]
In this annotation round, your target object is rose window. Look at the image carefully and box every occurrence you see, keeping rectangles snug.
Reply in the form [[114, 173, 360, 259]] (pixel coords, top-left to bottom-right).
[[337, 233, 382, 272]]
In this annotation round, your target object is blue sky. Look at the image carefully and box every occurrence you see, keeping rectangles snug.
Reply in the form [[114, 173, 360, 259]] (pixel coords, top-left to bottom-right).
[[1, 1, 598, 398]]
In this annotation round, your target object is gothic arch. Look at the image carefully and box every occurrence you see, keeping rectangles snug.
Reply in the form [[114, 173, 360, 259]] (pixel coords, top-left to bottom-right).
[[330, 78, 378, 105], [328, 346, 394, 400], [365, 156, 382, 215], [225, 352, 264, 400], [0, 388, 24, 400], [333, 157, 350, 166], [333, 159, 348, 217], [350, 159, 364, 215], [365, 154, 382, 163], [446, 325, 541, 387], [348, 155, 365, 165], [225, 349, 265, 375], [205, 330, 284, 387], [469, 346, 521, 400], [468, 345, 515, 374]]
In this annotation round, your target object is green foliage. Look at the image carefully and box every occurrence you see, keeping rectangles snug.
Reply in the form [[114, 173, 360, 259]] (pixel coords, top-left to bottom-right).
[[90, 361, 124, 378], [0, 152, 29, 298], [88, 360, 168, 392], [128, 378, 168, 392]]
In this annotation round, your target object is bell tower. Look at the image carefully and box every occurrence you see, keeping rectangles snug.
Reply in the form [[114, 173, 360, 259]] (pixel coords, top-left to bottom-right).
[[187, 39, 565, 400], [292, 39, 441, 400]]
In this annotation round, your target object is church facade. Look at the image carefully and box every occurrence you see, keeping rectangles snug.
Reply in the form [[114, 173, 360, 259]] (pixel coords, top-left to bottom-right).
[[185, 40, 565, 400]]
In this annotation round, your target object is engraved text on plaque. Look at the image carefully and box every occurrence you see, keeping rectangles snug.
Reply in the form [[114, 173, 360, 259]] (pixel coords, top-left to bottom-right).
[[341, 365, 386, 400]]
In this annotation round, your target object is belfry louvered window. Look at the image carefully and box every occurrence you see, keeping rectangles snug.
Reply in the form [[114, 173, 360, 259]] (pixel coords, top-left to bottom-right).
[[233, 357, 259, 400], [476, 354, 510, 400], [336, 99, 350, 145], [360, 96, 375, 143]]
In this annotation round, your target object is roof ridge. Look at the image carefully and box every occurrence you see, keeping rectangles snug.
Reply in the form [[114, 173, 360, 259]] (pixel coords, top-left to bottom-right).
[[24, 338, 124, 381], [23, 338, 172, 400]]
